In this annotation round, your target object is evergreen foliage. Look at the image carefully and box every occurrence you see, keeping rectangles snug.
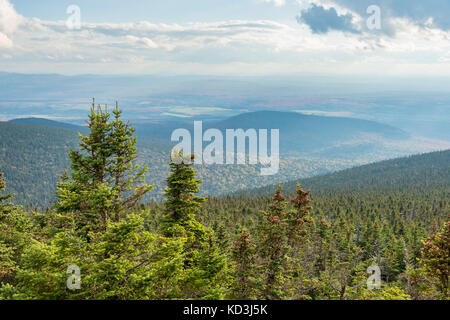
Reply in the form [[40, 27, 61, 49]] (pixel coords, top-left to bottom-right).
[[55, 102, 152, 235], [0, 106, 448, 300]]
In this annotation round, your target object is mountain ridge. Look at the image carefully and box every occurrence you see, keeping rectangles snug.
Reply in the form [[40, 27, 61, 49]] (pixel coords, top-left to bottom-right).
[[0, 112, 446, 205], [235, 149, 450, 198]]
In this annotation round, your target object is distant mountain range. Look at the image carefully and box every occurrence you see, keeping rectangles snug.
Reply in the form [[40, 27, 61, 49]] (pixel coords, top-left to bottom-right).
[[1, 111, 448, 205], [9, 111, 420, 160], [236, 149, 450, 198], [210, 111, 409, 157], [1, 72, 449, 142], [9, 118, 86, 131]]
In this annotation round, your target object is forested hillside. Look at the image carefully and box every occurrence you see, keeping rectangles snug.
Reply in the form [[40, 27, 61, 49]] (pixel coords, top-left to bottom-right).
[[3, 110, 444, 206], [212, 111, 409, 155], [1, 117, 372, 206], [238, 150, 450, 197], [0, 106, 448, 300], [0, 122, 78, 205]]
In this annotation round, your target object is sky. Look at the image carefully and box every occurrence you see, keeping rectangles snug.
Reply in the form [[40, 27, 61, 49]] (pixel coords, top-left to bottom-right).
[[0, 0, 450, 76]]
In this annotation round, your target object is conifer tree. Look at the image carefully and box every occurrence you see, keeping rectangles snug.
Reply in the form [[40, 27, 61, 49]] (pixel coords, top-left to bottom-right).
[[55, 101, 152, 234], [161, 152, 228, 299], [230, 230, 257, 299], [108, 105, 151, 221], [14, 107, 183, 300], [288, 183, 313, 241], [419, 221, 449, 297], [287, 183, 313, 264], [0, 171, 11, 204], [257, 185, 289, 299], [161, 152, 207, 248], [0, 171, 31, 291], [287, 183, 314, 297]]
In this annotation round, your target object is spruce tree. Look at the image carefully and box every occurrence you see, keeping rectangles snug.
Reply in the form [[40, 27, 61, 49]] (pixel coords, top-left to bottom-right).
[[15, 107, 183, 300], [230, 230, 257, 299], [419, 221, 449, 297], [161, 152, 228, 299], [161, 152, 207, 248], [0, 171, 11, 203], [0, 171, 31, 291], [288, 183, 313, 241], [287, 183, 314, 297], [257, 185, 289, 299], [55, 101, 152, 235]]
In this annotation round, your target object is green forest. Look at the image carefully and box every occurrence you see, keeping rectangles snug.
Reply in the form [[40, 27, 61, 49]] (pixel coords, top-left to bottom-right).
[[0, 105, 448, 300], [0, 119, 355, 206]]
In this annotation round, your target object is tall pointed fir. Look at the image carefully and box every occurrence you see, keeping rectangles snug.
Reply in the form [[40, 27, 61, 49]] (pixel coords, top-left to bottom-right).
[[257, 184, 290, 299], [161, 152, 228, 299], [55, 100, 152, 235], [230, 230, 257, 299], [287, 183, 314, 297], [419, 221, 449, 298], [161, 152, 207, 249], [0, 171, 10, 204], [288, 183, 313, 242], [16, 102, 168, 300], [0, 171, 31, 293]]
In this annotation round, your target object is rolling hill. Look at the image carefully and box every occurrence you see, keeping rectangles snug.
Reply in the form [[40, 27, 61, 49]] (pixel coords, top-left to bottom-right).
[[9, 118, 87, 131], [1, 112, 446, 206], [236, 150, 450, 198], [212, 111, 409, 152], [0, 118, 351, 206]]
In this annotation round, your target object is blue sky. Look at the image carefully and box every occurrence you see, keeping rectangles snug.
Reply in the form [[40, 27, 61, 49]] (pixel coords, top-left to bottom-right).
[[1, 0, 450, 76], [9, 0, 299, 24]]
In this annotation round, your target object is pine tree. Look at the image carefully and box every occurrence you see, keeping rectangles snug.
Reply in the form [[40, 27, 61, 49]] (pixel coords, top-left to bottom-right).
[[230, 230, 257, 299], [287, 183, 314, 298], [0, 171, 11, 203], [161, 152, 228, 299], [419, 221, 449, 297], [0, 171, 31, 293], [288, 183, 313, 242], [108, 105, 151, 222], [161, 152, 207, 249], [14, 107, 184, 300], [257, 185, 290, 299], [55, 101, 152, 235], [287, 183, 313, 263]]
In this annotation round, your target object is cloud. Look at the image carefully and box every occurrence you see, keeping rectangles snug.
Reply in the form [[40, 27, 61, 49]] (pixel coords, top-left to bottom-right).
[[438, 52, 450, 63], [264, 0, 286, 6], [0, 0, 449, 76], [0, 0, 23, 48], [161, 112, 191, 118], [124, 35, 158, 49], [297, 4, 359, 34], [0, 32, 12, 48], [330, 0, 450, 30], [167, 106, 232, 116], [295, 110, 355, 117], [297, 0, 450, 34]]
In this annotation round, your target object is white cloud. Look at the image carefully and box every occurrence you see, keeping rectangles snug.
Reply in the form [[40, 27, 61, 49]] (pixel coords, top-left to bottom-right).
[[0, 0, 22, 34], [264, 0, 286, 6], [438, 52, 450, 63], [295, 110, 354, 117], [0, 32, 12, 48], [0, 0, 23, 48], [0, 0, 449, 76], [124, 35, 158, 49], [167, 106, 232, 116]]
